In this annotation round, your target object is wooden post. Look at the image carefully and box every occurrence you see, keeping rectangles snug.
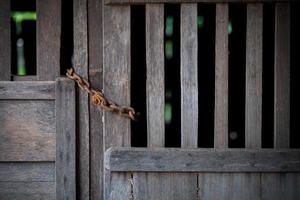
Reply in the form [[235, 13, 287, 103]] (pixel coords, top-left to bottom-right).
[[0, 0, 10, 80]]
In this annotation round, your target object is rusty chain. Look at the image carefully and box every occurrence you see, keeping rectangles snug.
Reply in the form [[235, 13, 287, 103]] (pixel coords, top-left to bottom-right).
[[66, 68, 137, 120]]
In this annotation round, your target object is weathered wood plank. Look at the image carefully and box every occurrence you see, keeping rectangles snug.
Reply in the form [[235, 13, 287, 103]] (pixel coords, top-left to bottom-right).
[[0, 162, 55, 182], [12, 75, 37, 81], [105, 0, 294, 5], [103, 4, 131, 200], [0, 81, 55, 99], [0, 182, 55, 199], [105, 148, 300, 172], [74, 0, 90, 198], [198, 173, 260, 200], [274, 3, 290, 148], [181, 4, 198, 148], [88, 0, 104, 199], [0, 0, 10, 80], [261, 173, 300, 200], [146, 4, 165, 147], [245, 4, 263, 148], [56, 78, 76, 200], [36, 0, 61, 80], [0, 131, 55, 162], [214, 4, 228, 148], [0, 100, 55, 134]]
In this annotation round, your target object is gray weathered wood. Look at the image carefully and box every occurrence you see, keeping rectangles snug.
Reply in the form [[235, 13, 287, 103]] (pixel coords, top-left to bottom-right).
[[105, 147, 300, 172], [214, 4, 228, 148], [0, 0, 10, 80], [13, 75, 37, 81], [105, 0, 294, 5], [0, 162, 55, 182], [274, 3, 290, 148], [56, 78, 76, 200], [103, 4, 131, 200], [88, 0, 104, 199], [0, 100, 55, 134], [245, 4, 263, 148], [146, 5, 165, 147], [0, 81, 55, 99], [198, 173, 260, 200], [261, 173, 300, 200], [37, 0, 61, 80], [0, 182, 55, 199], [0, 131, 55, 162], [181, 4, 198, 148], [74, 0, 90, 198]]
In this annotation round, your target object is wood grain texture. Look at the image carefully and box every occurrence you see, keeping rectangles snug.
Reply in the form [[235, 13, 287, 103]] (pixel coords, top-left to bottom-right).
[[105, 0, 294, 5], [274, 3, 290, 148], [56, 78, 76, 200], [36, 0, 61, 81], [0, 182, 55, 200], [214, 4, 228, 148], [0, 81, 55, 99], [261, 173, 300, 200], [146, 5, 165, 147], [88, 0, 104, 199], [0, 100, 55, 134], [12, 75, 37, 81], [74, 0, 90, 198], [181, 4, 198, 148], [103, 4, 131, 200], [0, 162, 55, 182], [0, 0, 10, 80], [245, 4, 263, 148], [198, 173, 260, 200], [105, 148, 300, 172]]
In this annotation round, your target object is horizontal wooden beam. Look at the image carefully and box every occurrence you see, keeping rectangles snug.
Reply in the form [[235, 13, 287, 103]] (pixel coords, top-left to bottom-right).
[[105, 148, 300, 172], [0, 81, 55, 99], [106, 0, 294, 5]]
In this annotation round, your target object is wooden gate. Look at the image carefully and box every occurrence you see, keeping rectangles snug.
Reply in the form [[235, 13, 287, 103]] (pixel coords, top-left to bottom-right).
[[0, 1, 76, 199], [103, 1, 300, 200]]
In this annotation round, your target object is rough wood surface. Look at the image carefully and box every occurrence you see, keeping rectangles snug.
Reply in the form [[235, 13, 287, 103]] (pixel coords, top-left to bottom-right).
[[0, 81, 55, 99], [181, 4, 198, 148], [56, 78, 76, 200], [274, 3, 290, 148], [198, 173, 260, 200], [214, 4, 228, 148], [103, 5, 131, 200], [0, 182, 55, 199], [245, 4, 263, 148], [105, 148, 300, 172], [0, 100, 55, 134], [88, 0, 104, 199], [12, 76, 37, 81], [0, 0, 10, 80], [74, 0, 90, 198], [105, 0, 294, 5], [37, 0, 61, 80], [0, 162, 55, 182], [146, 4, 165, 148]]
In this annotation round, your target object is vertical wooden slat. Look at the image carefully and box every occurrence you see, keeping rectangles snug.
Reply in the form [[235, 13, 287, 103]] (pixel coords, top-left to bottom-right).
[[36, 0, 61, 80], [261, 5, 296, 199], [274, 3, 290, 148], [133, 5, 165, 200], [56, 78, 76, 200], [0, 0, 10, 80], [74, 0, 90, 199], [88, 0, 103, 199], [146, 5, 165, 147], [181, 4, 198, 148], [245, 4, 263, 148], [103, 5, 131, 200], [214, 4, 228, 149]]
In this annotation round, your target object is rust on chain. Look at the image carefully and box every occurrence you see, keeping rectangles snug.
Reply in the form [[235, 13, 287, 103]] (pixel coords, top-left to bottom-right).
[[66, 68, 137, 120]]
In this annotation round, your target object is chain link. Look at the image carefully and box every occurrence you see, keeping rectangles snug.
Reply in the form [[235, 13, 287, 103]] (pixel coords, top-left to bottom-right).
[[66, 68, 137, 120]]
